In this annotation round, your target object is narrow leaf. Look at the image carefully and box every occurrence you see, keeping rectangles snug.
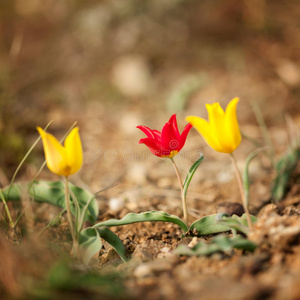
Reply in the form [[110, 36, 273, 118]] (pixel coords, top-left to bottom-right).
[[77, 195, 97, 233], [97, 227, 128, 262], [93, 211, 188, 232], [189, 214, 230, 236], [272, 148, 300, 202], [243, 148, 266, 206], [230, 236, 257, 252], [183, 154, 203, 198], [218, 214, 257, 236], [79, 228, 102, 265], [174, 235, 256, 256]]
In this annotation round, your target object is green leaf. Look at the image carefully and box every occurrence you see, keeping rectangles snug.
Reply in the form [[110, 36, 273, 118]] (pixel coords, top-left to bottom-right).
[[1, 183, 21, 201], [79, 227, 127, 264], [230, 236, 257, 252], [218, 214, 257, 236], [174, 240, 217, 256], [2, 181, 99, 223], [189, 214, 230, 236], [79, 228, 102, 265], [174, 235, 256, 256], [183, 154, 204, 198], [97, 227, 128, 262], [93, 211, 189, 233]]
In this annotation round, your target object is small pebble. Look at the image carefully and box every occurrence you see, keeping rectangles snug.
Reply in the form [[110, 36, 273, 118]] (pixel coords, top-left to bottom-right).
[[188, 237, 198, 248], [109, 197, 124, 212]]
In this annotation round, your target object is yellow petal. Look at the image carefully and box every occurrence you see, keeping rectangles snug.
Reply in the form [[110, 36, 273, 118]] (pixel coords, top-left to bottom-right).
[[224, 97, 242, 152], [206, 102, 225, 124], [186, 116, 224, 152], [206, 103, 229, 150], [64, 127, 83, 175], [37, 127, 68, 176]]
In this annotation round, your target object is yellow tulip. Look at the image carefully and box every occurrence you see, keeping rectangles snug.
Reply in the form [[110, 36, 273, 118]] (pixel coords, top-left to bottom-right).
[[186, 97, 242, 153], [37, 126, 83, 176]]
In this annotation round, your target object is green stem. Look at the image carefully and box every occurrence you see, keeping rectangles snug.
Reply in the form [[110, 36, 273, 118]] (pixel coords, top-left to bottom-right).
[[0, 188, 14, 228], [64, 176, 78, 257], [229, 153, 253, 230], [170, 157, 188, 226]]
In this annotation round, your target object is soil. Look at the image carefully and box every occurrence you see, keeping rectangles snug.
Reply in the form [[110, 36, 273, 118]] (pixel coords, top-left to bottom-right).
[[1, 1, 300, 299]]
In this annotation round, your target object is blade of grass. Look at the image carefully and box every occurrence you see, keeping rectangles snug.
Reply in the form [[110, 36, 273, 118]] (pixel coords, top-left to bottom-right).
[[0, 188, 14, 228], [251, 102, 275, 167], [6, 121, 53, 200], [243, 147, 267, 206], [36, 208, 66, 237]]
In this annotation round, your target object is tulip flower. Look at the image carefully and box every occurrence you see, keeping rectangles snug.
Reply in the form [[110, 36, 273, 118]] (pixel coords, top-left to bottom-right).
[[137, 114, 192, 158], [37, 125, 83, 257], [186, 97, 241, 153], [186, 98, 252, 229], [37, 127, 83, 176], [137, 114, 192, 225]]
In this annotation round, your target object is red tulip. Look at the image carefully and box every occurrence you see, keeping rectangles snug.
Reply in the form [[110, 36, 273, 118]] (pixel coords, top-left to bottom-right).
[[137, 114, 192, 158]]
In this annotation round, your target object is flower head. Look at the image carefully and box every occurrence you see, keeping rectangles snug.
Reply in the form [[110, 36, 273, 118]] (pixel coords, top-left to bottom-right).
[[186, 97, 242, 153], [137, 114, 192, 158], [37, 126, 83, 176]]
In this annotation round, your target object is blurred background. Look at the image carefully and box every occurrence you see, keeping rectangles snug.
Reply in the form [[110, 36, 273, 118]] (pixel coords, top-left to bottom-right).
[[1, 0, 300, 207], [1, 2, 300, 298]]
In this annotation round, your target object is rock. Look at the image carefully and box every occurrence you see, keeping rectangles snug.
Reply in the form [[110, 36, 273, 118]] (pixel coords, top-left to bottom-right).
[[216, 202, 245, 216]]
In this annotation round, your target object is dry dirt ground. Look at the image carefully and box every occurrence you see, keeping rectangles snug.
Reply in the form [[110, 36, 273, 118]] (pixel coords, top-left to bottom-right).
[[1, 1, 300, 299]]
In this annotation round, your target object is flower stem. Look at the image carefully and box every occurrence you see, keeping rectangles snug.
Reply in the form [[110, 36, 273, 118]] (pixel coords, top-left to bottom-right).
[[170, 158, 188, 225], [64, 176, 78, 257], [229, 153, 253, 230]]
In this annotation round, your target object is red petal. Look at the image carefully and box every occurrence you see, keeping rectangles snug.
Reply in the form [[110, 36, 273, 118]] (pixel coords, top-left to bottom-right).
[[137, 125, 156, 138], [161, 115, 180, 151], [178, 123, 192, 150], [169, 114, 180, 139], [139, 137, 167, 157], [152, 129, 162, 141]]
